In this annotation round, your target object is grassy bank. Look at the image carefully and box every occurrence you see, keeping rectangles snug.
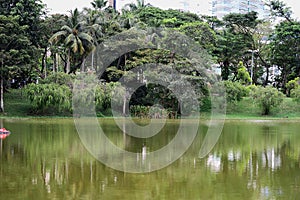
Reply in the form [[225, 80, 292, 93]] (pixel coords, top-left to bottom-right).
[[1, 89, 300, 119], [226, 97, 300, 119]]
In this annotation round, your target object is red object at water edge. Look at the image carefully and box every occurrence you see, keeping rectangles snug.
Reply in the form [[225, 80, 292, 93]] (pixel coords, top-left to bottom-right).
[[0, 128, 11, 139]]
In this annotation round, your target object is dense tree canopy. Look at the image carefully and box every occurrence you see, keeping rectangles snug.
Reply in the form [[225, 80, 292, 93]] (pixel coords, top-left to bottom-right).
[[1, 0, 299, 116]]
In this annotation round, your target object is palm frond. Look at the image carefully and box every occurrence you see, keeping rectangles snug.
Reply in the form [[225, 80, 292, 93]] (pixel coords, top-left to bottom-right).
[[65, 34, 76, 46], [61, 25, 73, 33], [70, 39, 79, 53], [49, 30, 67, 44], [78, 32, 94, 43]]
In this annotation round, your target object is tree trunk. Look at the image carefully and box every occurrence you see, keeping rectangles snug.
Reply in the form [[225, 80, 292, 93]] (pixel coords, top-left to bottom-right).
[[41, 47, 47, 76], [0, 78, 4, 113], [95, 47, 98, 72], [0, 59, 4, 113], [264, 65, 269, 86], [221, 60, 230, 80], [91, 51, 94, 71], [282, 66, 288, 90], [66, 50, 71, 74], [53, 53, 58, 73], [80, 58, 86, 72]]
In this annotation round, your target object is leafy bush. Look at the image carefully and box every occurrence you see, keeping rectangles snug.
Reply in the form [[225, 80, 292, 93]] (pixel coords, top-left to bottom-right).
[[251, 86, 284, 115], [130, 105, 150, 118], [223, 81, 249, 103], [286, 77, 300, 96], [40, 72, 75, 88], [25, 83, 72, 114], [246, 84, 258, 93], [291, 87, 300, 102], [130, 105, 169, 118], [236, 61, 251, 85]]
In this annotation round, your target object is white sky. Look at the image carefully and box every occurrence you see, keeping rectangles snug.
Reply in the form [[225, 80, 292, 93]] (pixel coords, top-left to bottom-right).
[[43, 0, 300, 20]]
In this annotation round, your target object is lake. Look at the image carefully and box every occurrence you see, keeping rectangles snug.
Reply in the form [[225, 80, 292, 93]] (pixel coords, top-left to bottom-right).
[[0, 118, 300, 199]]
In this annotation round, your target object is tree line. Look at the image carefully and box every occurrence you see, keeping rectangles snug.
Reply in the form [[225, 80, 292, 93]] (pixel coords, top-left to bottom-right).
[[0, 0, 299, 116]]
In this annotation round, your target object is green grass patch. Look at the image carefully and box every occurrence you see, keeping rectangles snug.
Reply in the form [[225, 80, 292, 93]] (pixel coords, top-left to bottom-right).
[[225, 97, 300, 119], [1, 89, 31, 117]]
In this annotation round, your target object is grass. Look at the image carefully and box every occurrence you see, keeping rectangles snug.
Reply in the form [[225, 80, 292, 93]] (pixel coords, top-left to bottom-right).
[[1, 89, 31, 117], [1, 89, 300, 119], [226, 97, 300, 119]]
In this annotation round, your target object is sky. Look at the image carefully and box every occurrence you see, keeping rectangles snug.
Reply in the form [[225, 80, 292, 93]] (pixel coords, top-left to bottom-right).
[[42, 0, 300, 20]]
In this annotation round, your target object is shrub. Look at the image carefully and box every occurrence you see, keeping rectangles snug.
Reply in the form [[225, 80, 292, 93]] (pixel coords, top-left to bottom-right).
[[236, 61, 251, 85], [286, 77, 300, 96], [223, 81, 249, 103], [25, 83, 72, 114], [246, 84, 258, 94], [291, 87, 300, 102], [251, 86, 284, 115], [40, 72, 75, 88]]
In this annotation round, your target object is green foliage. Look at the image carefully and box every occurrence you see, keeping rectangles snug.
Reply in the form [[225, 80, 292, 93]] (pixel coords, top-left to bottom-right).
[[177, 22, 216, 52], [49, 8, 95, 73], [40, 72, 75, 87], [269, 21, 300, 88], [214, 12, 259, 80], [2, 89, 31, 116], [236, 61, 251, 85], [291, 88, 300, 102], [136, 7, 200, 28], [286, 77, 299, 96], [96, 82, 124, 115], [130, 105, 149, 118], [246, 84, 258, 94], [71, 74, 114, 116], [251, 86, 284, 115], [130, 105, 170, 118], [267, 0, 293, 22], [3, 0, 300, 118], [25, 83, 72, 114], [223, 81, 249, 103]]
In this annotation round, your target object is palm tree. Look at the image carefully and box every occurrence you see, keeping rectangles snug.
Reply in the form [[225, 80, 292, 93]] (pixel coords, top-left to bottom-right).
[[82, 8, 106, 71], [119, 9, 140, 29], [124, 0, 149, 12], [49, 9, 95, 73], [83, 9, 105, 44]]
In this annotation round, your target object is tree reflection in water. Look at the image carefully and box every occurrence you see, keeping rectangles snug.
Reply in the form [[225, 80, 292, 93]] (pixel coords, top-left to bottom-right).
[[0, 119, 300, 199]]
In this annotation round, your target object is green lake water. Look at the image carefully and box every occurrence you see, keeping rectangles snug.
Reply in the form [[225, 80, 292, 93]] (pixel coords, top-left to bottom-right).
[[0, 118, 300, 199]]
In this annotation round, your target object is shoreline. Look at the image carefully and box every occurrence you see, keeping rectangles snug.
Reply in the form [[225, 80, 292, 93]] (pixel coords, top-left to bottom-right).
[[1, 114, 300, 120]]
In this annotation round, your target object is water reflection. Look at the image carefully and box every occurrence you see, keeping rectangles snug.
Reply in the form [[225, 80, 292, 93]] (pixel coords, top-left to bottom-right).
[[205, 148, 282, 173], [0, 119, 300, 199], [206, 154, 221, 172]]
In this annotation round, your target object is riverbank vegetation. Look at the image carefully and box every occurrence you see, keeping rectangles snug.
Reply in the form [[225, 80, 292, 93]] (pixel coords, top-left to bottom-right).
[[0, 0, 299, 118], [3, 88, 300, 119]]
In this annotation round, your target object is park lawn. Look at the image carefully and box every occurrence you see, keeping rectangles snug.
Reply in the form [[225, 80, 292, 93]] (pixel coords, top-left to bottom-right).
[[1, 89, 31, 117], [226, 97, 300, 119]]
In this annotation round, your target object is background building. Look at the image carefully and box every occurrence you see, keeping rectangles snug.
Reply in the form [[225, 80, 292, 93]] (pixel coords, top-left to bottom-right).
[[113, 0, 203, 15], [111, 0, 269, 19], [108, 0, 116, 9], [211, 0, 269, 19]]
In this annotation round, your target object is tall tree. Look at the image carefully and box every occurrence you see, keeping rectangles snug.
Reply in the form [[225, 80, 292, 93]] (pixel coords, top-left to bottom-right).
[[124, 0, 148, 12], [214, 11, 260, 81], [266, 0, 293, 22], [0, 0, 46, 112], [269, 21, 300, 89], [49, 9, 95, 73], [0, 15, 32, 112]]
